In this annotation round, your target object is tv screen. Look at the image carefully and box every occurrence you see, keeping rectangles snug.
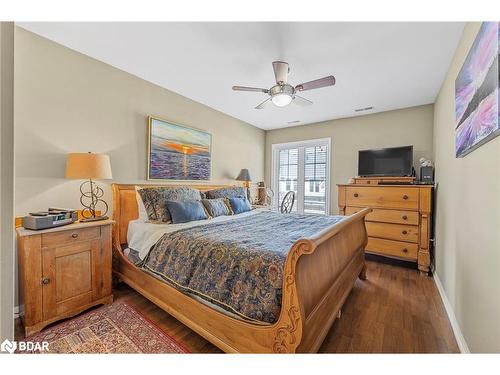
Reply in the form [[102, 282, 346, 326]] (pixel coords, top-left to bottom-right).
[[358, 146, 413, 177]]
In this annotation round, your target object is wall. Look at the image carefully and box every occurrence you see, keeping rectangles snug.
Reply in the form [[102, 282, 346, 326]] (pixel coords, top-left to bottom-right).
[[265, 105, 434, 214], [433, 22, 500, 353], [14, 27, 265, 216], [0, 22, 15, 341]]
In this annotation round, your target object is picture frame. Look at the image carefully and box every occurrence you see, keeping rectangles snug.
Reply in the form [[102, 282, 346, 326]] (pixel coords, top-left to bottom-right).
[[147, 116, 212, 181], [455, 22, 500, 158]]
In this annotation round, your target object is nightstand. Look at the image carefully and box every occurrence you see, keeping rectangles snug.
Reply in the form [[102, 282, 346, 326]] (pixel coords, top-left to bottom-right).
[[17, 219, 114, 336]]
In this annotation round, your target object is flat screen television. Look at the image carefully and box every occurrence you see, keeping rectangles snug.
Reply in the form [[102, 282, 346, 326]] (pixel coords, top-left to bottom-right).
[[358, 146, 413, 177]]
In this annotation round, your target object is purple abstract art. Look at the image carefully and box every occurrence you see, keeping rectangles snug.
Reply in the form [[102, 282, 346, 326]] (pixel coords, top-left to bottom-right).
[[455, 22, 499, 158]]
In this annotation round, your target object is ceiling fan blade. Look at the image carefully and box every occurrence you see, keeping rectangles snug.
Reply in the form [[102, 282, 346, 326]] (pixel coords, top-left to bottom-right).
[[255, 97, 272, 109], [292, 95, 313, 107], [295, 76, 336, 92], [272, 61, 289, 84], [232, 86, 269, 93]]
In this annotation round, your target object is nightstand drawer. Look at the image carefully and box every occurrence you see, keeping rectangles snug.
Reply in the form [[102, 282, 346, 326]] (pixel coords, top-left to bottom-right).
[[41, 226, 100, 247], [345, 186, 418, 210]]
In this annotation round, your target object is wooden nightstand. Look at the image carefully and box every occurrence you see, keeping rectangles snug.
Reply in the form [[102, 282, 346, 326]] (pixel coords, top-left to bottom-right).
[[17, 220, 114, 336]]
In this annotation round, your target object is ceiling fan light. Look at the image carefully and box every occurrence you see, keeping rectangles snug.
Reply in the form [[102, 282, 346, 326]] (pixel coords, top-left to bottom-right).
[[272, 93, 292, 107]]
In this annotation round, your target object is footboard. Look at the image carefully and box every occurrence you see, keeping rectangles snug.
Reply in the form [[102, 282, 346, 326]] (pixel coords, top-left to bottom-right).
[[274, 208, 371, 353]]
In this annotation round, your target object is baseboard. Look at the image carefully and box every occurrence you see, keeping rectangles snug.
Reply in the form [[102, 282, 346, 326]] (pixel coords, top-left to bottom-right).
[[433, 272, 470, 353]]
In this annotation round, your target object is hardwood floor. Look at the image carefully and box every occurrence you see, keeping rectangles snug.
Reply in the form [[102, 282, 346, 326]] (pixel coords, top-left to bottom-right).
[[15, 260, 459, 353]]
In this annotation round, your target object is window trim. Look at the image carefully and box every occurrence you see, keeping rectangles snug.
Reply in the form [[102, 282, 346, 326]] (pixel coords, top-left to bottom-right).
[[271, 138, 331, 214]]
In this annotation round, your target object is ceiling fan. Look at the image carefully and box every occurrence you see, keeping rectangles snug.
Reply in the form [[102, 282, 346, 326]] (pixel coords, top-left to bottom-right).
[[232, 61, 336, 109]]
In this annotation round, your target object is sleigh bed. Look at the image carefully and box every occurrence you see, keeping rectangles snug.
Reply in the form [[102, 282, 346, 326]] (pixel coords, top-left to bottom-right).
[[111, 183, 370, 353]]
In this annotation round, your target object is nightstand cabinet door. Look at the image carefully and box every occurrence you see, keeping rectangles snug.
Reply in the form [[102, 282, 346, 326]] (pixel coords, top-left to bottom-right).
[[41, 239, 98, 320]]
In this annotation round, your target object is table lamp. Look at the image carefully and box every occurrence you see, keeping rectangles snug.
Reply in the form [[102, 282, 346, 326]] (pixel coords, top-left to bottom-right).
[[236, 168, 251, 200], [65, 152, 112, 222]]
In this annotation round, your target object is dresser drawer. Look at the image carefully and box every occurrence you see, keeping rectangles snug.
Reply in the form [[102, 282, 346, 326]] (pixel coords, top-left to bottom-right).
[[345, 186, 418, 210], [365, 222, 419, 243], [42, 227, 101, 247], [345, 207, 419, 225], [365, 237, 418, 260]]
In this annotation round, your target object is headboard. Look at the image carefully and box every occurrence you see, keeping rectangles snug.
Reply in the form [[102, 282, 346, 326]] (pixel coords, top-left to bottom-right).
[[111, 183, 237, 248]]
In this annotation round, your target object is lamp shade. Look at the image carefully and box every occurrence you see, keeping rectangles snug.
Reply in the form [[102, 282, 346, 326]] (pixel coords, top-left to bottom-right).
[[65, 153, 113, 180], [236, 168, 251, 182]]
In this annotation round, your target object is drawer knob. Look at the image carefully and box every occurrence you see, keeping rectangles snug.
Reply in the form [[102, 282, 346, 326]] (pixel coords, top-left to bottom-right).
[[402, 230, 408, 235], [41, 277, 50, 285], [402, 248, 408, 253], [402, 215, 408, 220], [71, 233, 79, 238], [402, 195, 409, 200], [353, 193, 359, 197]]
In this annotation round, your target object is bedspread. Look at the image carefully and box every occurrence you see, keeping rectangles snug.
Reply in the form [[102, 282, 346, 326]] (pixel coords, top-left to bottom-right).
[[142, 211, 345, 324]]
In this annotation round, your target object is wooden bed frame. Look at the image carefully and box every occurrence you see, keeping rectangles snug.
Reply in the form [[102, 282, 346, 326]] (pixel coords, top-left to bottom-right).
[[111, 183, 371, 353]]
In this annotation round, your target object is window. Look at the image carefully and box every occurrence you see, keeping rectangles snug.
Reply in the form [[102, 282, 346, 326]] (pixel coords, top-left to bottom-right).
[[272, 138, 330, 214]]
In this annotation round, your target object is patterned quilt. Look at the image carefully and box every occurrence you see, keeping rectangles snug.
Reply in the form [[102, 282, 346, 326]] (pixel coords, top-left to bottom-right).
[[142, 211, 345, 324]]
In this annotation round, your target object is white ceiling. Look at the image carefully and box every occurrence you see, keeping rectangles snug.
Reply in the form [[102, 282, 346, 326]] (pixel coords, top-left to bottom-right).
[[18, 22, 464, 130]]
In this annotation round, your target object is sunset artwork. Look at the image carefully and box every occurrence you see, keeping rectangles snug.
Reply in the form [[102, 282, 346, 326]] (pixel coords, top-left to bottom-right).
[[455, 22, 499, 158], [148, 117, 211, 180]]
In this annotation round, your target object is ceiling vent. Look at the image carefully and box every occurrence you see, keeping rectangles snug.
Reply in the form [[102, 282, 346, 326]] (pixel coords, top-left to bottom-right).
[[354, 106, 374, 112]]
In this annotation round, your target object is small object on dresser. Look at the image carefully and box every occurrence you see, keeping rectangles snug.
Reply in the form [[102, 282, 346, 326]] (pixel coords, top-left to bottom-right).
[[22, 208, 77, 230]]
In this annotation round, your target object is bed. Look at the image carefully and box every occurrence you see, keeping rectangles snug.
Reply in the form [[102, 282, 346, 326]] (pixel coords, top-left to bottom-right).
[[112, 183, 371, 353]]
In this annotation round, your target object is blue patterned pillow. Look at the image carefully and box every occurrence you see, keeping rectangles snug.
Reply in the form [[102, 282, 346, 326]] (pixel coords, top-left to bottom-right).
[[227, 196, 252, 215], [165, 200, 208, 224], [205, 186, 247, 199], [201, 198, 231, 218], [137, 186, 202, 223]]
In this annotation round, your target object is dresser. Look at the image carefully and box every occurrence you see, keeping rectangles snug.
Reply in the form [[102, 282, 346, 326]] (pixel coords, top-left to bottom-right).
[[17, 220, 114, 336], [338, 181, 433, 274]]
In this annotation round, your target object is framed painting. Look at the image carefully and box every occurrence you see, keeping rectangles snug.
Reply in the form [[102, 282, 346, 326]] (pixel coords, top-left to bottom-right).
[[455, 22, 499, 158], [147, 116, 211, 180]]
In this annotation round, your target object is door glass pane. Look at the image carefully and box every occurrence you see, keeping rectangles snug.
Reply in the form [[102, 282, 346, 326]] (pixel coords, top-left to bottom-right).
[[278, 148, 298, 212], [304, 146, 327, 214]]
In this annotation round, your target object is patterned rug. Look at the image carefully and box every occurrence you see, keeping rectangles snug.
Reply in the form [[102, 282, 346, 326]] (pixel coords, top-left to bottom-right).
[[19, 301, 189, 353]]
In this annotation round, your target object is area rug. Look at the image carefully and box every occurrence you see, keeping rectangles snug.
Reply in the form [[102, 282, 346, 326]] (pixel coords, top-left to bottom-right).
[[18, 301, 190, 354]]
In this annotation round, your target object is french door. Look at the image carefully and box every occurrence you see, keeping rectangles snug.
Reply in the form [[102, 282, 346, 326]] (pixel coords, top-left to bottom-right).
[[271, 138, 330, 214]]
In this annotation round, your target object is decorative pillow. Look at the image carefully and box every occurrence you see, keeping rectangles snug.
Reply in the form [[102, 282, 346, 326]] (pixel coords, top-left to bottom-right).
[[165, 200, 208, 224], [227, 196, 252, 215], [135, 186, 149, 222], [205, 186, 247, 199], [201, 198, 231, 218], [136, 187, 160, 222], [137, 186, 202, 223]]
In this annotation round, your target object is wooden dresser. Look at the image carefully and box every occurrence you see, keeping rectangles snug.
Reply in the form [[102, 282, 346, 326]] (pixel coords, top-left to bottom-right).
[[17, 220, 114, 336], [338, 178, 433, 274]]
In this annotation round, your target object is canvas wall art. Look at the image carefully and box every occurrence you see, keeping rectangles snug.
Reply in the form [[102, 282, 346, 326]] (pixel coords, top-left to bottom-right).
[[148, 116, 211, 180], [455, 22, 499, 158]]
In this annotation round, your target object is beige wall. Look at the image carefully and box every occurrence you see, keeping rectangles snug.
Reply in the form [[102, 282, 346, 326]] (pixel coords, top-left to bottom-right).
[[0, 22, 15, 341], [265, 105, 434, 214], [433, 23, 500, 353], [14, 27, 265, 216]]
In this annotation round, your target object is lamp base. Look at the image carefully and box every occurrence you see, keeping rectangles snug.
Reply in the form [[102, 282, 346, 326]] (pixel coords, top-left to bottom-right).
[[79, 215, 109, 223]]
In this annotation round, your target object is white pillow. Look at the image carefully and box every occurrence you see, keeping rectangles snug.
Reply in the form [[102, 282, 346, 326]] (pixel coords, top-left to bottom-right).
[[135, 186, 149, 222]]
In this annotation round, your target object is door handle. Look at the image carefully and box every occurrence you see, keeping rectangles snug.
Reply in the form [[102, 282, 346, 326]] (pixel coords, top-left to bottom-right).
[[41, 277, 50, 285]]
